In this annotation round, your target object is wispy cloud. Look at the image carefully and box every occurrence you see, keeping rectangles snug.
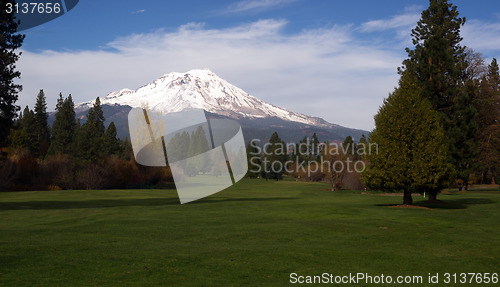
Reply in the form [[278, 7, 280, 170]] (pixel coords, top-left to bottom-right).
[[225, 0, 295, 13], [133, 9, 146, 14], [359, 13, 420, 33], [462, 19, 500, 54]]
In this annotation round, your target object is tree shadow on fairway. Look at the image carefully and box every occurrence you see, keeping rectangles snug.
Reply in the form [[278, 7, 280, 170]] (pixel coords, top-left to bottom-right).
[[0, 196, 297, 210], [376, 198, 496, 210], [414, 198, 496, 209], [0, 197, 181, 210], [186, 196, 297, 205]]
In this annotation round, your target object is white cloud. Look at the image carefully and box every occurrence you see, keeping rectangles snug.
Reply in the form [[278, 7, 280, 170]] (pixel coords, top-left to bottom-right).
[[133, 9, 146, 14], [225, 0, 296, 13], [359, 13, 420, 33], [17, 19, 402, 131], [462, 19, 500, 56]]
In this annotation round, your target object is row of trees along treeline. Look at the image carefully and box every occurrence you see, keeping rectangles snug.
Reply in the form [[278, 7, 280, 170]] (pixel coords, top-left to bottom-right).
[[245, 131, 371, 192]]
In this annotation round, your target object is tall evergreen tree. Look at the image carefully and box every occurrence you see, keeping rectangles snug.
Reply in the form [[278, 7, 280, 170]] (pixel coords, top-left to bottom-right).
[[262, 132, 287, 181], [401, 0, 478, 197], [293, 136, 309, 164], [104, 121, 120, 155], [8, 106, 35, 152], [76, 97, 105, 162], [476, 58, 500, 183], [49, 94, 77, 155], [342, 136, 355, 156], [310, 132, 320, 160], [0, 1, 24, 145], [363, 72, 451, 204], [34, 89, 50, 156], [357, 134, 369, 160]]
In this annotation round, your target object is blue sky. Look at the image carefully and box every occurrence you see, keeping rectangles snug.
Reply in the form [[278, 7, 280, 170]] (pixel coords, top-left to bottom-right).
[[17, 0, 500, 130]]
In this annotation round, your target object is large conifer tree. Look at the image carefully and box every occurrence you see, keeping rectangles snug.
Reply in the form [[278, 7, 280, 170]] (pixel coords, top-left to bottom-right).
[[0, 0, 24, 145], [49, 94, 77, 155], [364, 72, 450, 204], [34, 89, 50, 156], [476, 59, 500, 183], [401, 0, 478, 197], [76, 97, 105, 162], [262, 132, 287, 181]]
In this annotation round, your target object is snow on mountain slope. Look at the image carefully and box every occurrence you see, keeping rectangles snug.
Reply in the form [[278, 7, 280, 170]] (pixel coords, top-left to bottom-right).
[[76, 69, 333, 127]]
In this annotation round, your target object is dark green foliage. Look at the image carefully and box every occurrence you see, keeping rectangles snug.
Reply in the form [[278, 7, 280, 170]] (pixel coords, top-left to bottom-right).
[[342, 136, 355, 156], [401, 0, 478, 194], [76, 97, 106, 162], [86, 97, 105, 137], [403, 0, 466, 114], [357, 134, 368, 160], [476, 58, 500, 183], [8, 106, 36, 152], [104, 122, 120, 155], [49, 94, 77, 155], [0, 0, 24, 145], [364, 72, 451, 204], [293, 136, 309, 164], [262, 132, 287, 180], [118, 137, 133, 161], [310, 132, 320, 160], [33, 89, 51, 156]]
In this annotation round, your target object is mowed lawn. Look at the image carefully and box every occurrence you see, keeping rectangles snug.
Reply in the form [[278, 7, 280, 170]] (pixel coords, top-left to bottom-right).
[[0, 179, 499, 286]]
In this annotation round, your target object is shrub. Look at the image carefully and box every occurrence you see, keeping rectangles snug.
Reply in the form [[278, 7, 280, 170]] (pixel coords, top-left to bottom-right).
[[0, 159, 16, 191], [42, 154, 75, 189]]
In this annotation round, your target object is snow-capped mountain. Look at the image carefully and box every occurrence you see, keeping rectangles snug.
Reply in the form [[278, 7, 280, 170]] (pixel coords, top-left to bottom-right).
[[76, 69, 333, 128]]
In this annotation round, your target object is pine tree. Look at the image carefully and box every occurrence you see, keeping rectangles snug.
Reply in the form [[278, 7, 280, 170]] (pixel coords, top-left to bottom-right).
[[77, 97, 105, 162], [401, 0, 478, 198], [49, 94, 77, 155], [262, 132, 287, 180], [8, 106, 35, 152], [357, 134, 368, 160], [363, 72, 450, 205], [342, 136, 355, 156], [118, 137, 133, 161], [103, 121, 120, 155], [34, 89, 50, 156], [293, 136, 309, 164], [310, 133, 320, 160], [0, 0, 24, 146], [476, 58, 500, 183]]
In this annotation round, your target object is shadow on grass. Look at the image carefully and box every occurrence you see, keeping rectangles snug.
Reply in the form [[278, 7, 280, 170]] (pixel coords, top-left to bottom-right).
[[376, 198, 496, 210], [0, 197, 296, 210], [188, 197, 296, 205], [415, 198, 496, 209]]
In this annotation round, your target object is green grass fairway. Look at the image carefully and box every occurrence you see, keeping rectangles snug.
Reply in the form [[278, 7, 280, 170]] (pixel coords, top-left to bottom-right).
[[0, 179, 499, 286]]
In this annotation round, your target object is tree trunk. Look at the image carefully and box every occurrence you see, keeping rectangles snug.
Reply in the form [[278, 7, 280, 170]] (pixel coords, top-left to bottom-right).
[[428, 191, 437, 202], [492, 176, 496, 185], [403, 191, 413, 205]]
